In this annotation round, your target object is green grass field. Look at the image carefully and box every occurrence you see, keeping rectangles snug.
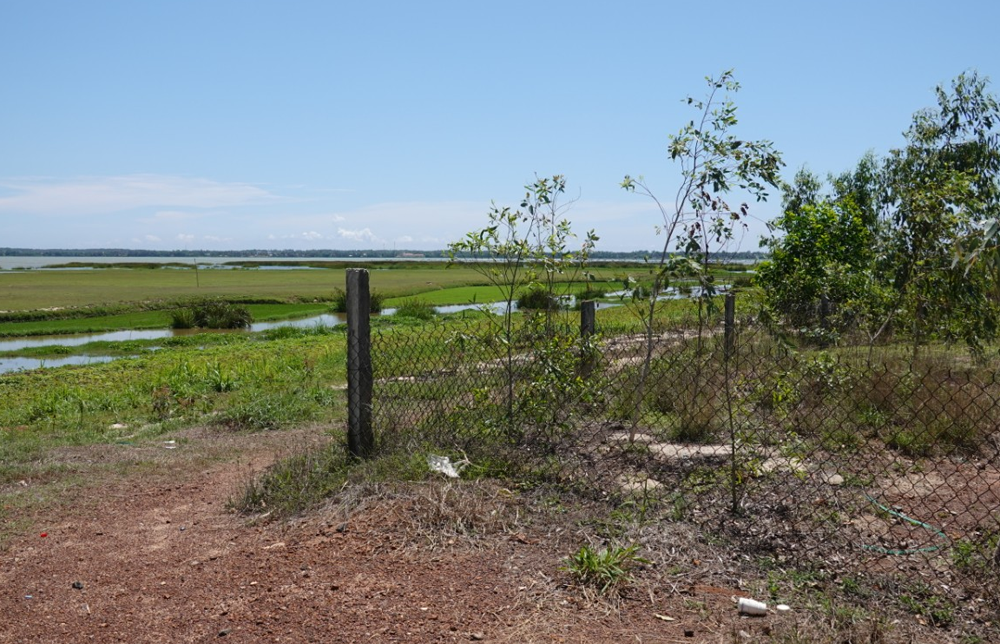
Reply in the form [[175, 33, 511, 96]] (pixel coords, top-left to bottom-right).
[[0, 265, 629, 312]]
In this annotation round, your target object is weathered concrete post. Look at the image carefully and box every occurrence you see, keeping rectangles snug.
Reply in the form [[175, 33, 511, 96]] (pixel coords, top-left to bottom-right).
[[580, 300, 596, 338], [346, 269, 374, 459], [724, 292, 736, 362], [579, 300, 597, 378]]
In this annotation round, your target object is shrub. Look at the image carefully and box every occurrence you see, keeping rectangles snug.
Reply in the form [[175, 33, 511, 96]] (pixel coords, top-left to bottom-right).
[[169, 308, 197, 329], [517, 284, 559, 310], [393, 299, 436, 320], [561, 544, 649, 595], [330, 288, 385, 313], [577, 285, 608, 300], [197, 301, 252, 329], [171, 300, 252, 329]]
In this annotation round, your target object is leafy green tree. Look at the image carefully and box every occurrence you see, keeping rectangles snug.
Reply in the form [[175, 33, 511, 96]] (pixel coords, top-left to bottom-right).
[[781, 166, 823, 216], [829, 150, 884, 232], [621, 70, 783, 439], [448, 175, 597, 440], [884, 71, 1000, 353], [759, 72, 1000, 355], [757, 199, 883, 339]]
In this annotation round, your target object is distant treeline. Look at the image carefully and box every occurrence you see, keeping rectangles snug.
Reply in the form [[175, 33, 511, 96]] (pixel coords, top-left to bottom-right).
[[0, 247, 768, 261]]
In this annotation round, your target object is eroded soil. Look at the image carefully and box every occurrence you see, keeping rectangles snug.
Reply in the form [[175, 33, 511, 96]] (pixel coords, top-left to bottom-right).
[[0, 425, 949, 643]]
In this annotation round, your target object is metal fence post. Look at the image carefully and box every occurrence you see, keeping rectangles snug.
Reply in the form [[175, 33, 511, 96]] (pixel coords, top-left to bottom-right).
[[346, 268, 374, 459]]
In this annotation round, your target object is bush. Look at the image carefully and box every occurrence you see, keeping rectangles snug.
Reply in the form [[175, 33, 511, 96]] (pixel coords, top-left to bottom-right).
[[393, 299, 436, 320], [561, 544, 649, 595], [170, 308, 197, 329], [576, 285, 608, 300], [198, 300, 253, 329], [517, 285, 559, 310], [170, 300, 252, 329], [330, 288, 386, 313]]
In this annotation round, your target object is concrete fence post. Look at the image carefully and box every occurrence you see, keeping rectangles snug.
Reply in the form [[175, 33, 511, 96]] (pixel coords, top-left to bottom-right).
[[346, 268, 374, 459], [579, 300, 596, 378], [724, 292, 736, 362]]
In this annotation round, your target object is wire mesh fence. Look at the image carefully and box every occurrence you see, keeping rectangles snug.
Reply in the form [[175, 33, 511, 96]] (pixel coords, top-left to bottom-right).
[[366, 295, 1000, 590]]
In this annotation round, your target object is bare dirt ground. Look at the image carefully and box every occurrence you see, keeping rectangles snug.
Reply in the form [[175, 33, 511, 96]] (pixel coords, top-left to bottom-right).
[[0, 425, 945, 643]]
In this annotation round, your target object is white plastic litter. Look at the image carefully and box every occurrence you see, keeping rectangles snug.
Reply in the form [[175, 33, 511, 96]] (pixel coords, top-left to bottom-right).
[[738, 597, 768, 616], [427, 454, 462, 478], [164, 440, 177, 450]]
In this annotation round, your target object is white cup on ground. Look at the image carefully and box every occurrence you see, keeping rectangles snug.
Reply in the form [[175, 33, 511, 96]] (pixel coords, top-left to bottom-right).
[[738, 597, 768, 616]]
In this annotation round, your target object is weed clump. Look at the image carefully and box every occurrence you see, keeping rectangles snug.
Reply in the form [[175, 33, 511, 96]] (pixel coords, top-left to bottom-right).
[[330, 288, 386, 314], [516, 285, 560, 311], [561, 544, 649, 595], [171, 300, 252, 329], [393, 299, 436, 321]]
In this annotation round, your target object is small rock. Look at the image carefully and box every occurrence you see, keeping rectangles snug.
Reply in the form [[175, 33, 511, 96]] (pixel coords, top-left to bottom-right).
[[827, 474, 845, 486], [218, 629, 231, 637], [72, 581, 84, 590], [470, 633, 485, 641], [684, 630, 694, 638]]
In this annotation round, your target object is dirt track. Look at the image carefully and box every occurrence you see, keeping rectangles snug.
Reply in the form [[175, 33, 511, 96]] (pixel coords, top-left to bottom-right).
[[0, 426, 850, 643]]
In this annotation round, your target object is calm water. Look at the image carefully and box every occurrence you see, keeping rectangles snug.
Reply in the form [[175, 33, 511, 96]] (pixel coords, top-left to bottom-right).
[[0, 298, 634, 374], [0, 255, 761, 271], [0, 256, 443, 271]]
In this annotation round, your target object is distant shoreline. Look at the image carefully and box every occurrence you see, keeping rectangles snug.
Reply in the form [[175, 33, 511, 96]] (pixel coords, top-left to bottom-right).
[[0, 247, 768, 261]]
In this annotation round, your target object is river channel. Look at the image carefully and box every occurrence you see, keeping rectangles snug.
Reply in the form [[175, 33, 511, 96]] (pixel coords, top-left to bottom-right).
[[0, 302, 530, 374]]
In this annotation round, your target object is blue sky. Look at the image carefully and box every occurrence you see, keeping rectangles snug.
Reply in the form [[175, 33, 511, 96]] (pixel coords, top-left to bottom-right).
[[1, 1, 997, 252]]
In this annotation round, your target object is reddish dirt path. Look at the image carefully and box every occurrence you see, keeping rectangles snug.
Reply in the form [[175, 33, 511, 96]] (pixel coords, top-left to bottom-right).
[[0, 427, 787, 643]]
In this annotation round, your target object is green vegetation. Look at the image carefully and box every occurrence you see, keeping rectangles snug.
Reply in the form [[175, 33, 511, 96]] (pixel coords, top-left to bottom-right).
[[0, 326, 347, 488], [392, 299, 436, 320], [5, 70, 1000, 643], [619, 69, 783, 454], [170, 300, 253, 329], [561, 544, 650, 595], [330, 287, 386, 313], [757, 72, 1000, 354]]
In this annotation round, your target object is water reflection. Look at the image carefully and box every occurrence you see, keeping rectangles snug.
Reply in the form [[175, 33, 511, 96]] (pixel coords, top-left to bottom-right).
[[0, 355, 120, 372], [0, 299, 624, 373]]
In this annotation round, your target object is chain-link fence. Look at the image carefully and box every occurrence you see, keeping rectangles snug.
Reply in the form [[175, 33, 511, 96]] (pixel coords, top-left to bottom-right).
[[365, 293, 1000, 592]]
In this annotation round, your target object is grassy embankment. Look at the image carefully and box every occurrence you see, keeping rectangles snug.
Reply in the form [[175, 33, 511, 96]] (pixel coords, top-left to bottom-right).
[[0, 261, 729, 544], [0, 264, 636, 336]]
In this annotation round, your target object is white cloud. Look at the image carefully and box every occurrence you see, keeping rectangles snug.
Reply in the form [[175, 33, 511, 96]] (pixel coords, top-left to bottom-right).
[[338, 227, 379, 242], [396, 235, 413, 243], [204, 235, 233, 242], [144, 234, 161, 242], [0, 174, 284, 216], [302, 231, 323, 240], [176, 233, 195, 243]]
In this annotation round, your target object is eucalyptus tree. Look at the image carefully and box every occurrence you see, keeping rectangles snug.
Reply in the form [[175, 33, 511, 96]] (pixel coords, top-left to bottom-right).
[[620, 70, 783, 438]]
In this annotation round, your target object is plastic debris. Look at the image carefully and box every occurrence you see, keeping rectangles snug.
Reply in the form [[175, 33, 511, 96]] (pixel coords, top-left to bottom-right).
[[427, 454, 465, 478], [164, 440, 177, 449], [737, 597, 768, 616]]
